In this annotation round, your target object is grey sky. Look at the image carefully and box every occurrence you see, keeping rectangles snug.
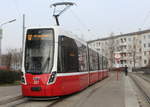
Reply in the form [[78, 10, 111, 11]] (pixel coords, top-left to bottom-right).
[[0, 0, 150, 53]]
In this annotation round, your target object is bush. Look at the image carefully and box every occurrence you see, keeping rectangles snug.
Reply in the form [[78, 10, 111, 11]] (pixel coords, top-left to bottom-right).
[[0, 70, 21, 84]]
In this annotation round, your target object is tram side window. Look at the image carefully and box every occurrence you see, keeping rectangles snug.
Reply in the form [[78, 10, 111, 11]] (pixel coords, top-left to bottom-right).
[[99, 55, 102, 70], [100, 56, 104, 70], [89, 49, 99, 71], [93, 51, 99, 70], [103, 57, 108, 69], [58, 36, 79, 73], [89, 49, 93, 71], [103, 58, 105, 69], [76, 41, 88, 72], [106, 60, 108, 69]]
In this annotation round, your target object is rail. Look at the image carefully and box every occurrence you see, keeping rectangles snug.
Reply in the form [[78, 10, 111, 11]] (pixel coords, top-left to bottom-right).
[[130, 74, 150, 105]]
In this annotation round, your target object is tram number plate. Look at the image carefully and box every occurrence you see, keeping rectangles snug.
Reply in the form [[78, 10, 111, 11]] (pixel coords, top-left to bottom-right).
[[31, 87, 41, 91]]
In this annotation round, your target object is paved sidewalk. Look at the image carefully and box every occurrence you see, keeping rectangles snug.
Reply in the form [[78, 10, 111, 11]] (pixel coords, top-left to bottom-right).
[[81, 73, 139, 107], [0, 85, 21, 99], [50, 72, 140, 107], [80, 73, 126, 107], [125, 75, 139, 107]]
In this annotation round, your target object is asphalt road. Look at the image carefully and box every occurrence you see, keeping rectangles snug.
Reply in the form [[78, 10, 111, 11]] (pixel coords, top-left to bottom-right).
[[0, 85, 21, 98]]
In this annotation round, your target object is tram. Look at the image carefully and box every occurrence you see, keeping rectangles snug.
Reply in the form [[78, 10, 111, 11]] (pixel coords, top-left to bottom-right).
[[21, 26, 109, 97]]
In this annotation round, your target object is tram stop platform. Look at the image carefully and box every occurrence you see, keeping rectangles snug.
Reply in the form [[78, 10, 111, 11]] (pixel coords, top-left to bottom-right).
[[43, 72, 140, 107], [75, 72, 140, 107]]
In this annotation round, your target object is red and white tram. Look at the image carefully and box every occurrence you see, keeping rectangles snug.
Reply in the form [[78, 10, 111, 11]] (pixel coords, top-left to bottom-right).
[[21, 26, 109, 97]]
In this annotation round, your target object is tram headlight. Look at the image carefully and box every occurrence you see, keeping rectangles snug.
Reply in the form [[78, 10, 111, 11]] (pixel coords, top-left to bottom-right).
[[21, 76, 26, 84], [48, 71, 57, 84]]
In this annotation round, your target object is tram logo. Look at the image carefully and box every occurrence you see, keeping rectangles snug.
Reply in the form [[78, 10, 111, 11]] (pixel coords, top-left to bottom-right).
[[33, 77, 40, 84]]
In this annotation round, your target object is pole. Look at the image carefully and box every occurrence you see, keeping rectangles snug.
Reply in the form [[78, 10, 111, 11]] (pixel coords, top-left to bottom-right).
[[116, 60, 120, 80], [0, 19, 16, 66], [0, 19, 16, 28], [22, 14, 25, 50], [0, 29, 2, 65], [21, 14, 25, 68]]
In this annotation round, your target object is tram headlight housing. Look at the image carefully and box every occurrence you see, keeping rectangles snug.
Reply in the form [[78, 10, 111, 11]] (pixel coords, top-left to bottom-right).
[[48, 71, 57, 84], [21, 76, 26, 84], [21, 72, 26, 85]]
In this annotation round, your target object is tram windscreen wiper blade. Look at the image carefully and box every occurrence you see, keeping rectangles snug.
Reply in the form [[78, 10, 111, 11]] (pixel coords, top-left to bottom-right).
[[41, 57, 50, 73]]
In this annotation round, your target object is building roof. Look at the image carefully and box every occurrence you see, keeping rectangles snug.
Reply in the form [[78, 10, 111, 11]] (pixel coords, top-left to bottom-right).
[[87, 29, 150, 43]]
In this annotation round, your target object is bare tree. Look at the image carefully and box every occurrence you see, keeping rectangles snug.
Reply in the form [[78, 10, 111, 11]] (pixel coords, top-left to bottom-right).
[[1, 48, 22, 71], [127, 36, 141, 69], [105, 33, 116, 69]]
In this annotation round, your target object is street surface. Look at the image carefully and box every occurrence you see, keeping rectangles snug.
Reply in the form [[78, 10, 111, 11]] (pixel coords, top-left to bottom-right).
[[130, 73, 150, 107], [0, 85, 21, 98]]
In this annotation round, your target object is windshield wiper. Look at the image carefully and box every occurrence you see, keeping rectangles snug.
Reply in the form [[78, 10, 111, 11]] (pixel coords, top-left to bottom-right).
[[41, 57, 50, 73]]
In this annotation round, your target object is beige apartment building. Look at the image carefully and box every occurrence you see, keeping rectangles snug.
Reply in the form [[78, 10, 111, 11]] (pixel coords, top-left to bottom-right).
[[88, 29, 150, 70]]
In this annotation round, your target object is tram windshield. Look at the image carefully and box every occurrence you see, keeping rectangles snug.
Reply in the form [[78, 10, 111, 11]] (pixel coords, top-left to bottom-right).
[[25, 28, 54, 74]]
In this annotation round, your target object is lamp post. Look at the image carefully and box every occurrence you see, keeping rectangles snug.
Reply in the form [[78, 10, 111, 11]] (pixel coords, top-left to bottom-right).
[[0, 19, 16, 28], [0, 19, 16, 65]]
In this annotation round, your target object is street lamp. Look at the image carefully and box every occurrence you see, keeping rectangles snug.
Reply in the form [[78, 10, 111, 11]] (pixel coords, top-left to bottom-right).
[[0, 19, 16, 65], [0, 19, 16, 28]]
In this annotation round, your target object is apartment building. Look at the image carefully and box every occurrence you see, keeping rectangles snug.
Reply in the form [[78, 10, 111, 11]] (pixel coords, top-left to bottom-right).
[[88, 29, 150, 69]]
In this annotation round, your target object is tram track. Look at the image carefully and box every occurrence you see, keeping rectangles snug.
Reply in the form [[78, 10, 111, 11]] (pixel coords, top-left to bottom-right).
[[0, 97, 28, 107], [130, 74, 150, 105], [136, 74, 150, 83], [0, 95, 25, 106]]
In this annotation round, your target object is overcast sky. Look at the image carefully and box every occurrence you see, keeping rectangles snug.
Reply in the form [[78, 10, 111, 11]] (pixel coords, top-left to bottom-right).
[[0, 0, 150, 53]]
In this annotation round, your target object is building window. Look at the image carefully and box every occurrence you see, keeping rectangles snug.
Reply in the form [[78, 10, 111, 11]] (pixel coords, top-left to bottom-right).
[[124, 45, 127, 49], [128, 38, 131, 41], [97, 49, 100, 51], [124, 38, 126, 42], [121, 38, 123, 43], [144, 60, 147, 64], [120, 60, 123, 64], [139, 56, 142, 60], [144, 51, 146, 56], [148, 43, 150, 47], [149, 35, 150, 39], [130, 61, 132, 64], [124, 60, 127, 64], [144, 43, 146, 47], [96, 42, 99, 47], [116, 40, 118, 43], [144, 35, 146, 39]]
